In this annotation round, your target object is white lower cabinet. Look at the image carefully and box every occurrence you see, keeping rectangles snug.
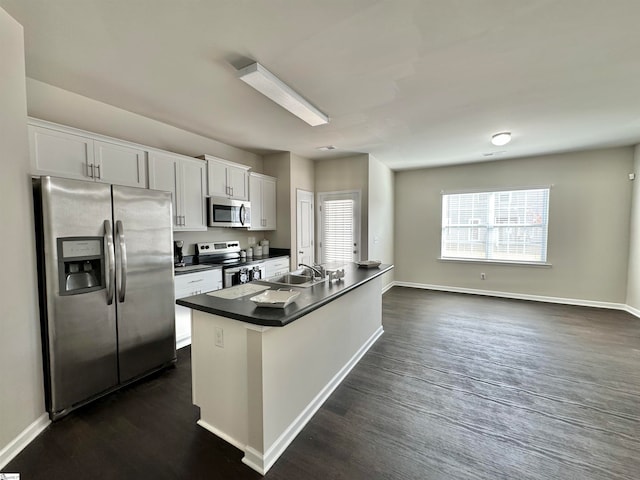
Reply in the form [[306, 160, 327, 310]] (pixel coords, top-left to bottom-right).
[[174, 269, 222, 349], [264, 256, 290, 278]]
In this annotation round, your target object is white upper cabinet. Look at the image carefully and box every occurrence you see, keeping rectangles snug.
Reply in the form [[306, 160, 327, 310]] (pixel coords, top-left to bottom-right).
[[249, 172, 277, 231], [93, 140, 146, 188], [28, 119, 147, 188], [199, 154, 251, 201], [148, 151, 207, 231]]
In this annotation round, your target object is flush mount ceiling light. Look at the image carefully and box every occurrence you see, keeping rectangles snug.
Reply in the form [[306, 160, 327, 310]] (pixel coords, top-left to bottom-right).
[[237, 62, 329, 127], [491, 132, 512, 146], [317, 145, 337, 151]]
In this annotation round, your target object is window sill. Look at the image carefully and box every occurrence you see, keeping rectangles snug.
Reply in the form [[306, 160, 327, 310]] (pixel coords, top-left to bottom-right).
[[438, 257, 552, 268]]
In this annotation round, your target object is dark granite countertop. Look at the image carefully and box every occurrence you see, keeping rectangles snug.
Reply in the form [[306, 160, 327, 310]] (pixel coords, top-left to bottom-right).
[[174, 253, 290, 276], [174, 264, 222, 275], [176, 263, 393, 327]]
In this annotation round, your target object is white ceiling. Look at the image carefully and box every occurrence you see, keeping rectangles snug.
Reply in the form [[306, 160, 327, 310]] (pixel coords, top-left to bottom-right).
[[3, 0, 640, 170]]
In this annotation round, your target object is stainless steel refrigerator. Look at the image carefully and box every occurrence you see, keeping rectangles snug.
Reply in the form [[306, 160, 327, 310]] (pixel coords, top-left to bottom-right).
[[33, 175, 176, 420]]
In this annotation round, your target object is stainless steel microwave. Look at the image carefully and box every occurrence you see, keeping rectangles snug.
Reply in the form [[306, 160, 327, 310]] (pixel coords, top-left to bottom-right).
[[207, 197, 251, 228]]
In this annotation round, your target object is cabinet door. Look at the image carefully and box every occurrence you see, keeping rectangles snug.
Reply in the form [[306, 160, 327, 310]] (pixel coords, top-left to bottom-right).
[[248, 174, 263, 231], [264, 257, 290, 278], [227, 164, 249, 200], [148, 151, 180, 228], [207, 160, 228, 197], [180, 159, 207, 231], [94, 140, 147, 188], [262, 177, 277, 230], [29, 125, 93, 180]]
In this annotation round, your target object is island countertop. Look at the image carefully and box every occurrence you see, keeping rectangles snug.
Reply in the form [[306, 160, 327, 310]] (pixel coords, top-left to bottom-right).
[[176, 263, 393, 327]]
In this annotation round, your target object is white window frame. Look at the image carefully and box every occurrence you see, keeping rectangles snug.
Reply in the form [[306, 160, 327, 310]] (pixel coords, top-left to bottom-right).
[[440, 186, 551, 266], [317, 190, 361, 264]]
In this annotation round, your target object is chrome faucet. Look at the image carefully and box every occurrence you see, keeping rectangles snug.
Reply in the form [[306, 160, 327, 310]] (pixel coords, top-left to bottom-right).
[[298, 263, 325, 279]]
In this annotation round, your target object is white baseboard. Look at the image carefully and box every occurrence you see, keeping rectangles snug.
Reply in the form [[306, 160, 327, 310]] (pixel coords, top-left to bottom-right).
[[242, 325, 385, 475], [392, 281, 630, 312], [176, 334, 191, 350], [196, 419, 245, 452], [0, 413, 50, 469], [624, 304, 640, 319], [382, 282, 394, 294]]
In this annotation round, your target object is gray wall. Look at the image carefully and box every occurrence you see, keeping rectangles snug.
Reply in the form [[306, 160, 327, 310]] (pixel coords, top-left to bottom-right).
[[626, 145, 640, 310], [26, 79, 263, 169], [0, 6, 45, 463], [395, 148, 634, 303]]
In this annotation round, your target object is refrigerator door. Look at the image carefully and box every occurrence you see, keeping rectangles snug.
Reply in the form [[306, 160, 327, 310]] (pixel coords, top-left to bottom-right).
[[112, 185, 176, 382], [36, 176, 118, 416]]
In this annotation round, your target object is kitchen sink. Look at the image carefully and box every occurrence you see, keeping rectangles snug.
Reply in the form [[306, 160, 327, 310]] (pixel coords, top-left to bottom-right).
[[260, 272, 328, 288]]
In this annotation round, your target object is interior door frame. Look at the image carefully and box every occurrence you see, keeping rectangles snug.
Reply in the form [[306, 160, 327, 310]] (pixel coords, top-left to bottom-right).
[[317, 190, 361, 264]]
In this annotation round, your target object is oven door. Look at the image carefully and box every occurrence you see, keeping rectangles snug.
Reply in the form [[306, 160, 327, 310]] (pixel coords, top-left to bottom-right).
[[208, 197, 250, 228]]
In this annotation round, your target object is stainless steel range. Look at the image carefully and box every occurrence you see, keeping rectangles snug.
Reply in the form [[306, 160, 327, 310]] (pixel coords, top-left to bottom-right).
[[195, 240, 266, 287]]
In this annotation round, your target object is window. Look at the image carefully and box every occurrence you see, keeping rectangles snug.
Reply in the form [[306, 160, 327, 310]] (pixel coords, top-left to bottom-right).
[[441, 187, 550, 263]]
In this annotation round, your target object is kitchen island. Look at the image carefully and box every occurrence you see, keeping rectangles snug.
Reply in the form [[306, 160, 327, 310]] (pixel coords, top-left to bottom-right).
[[177, 263, 392, 475]]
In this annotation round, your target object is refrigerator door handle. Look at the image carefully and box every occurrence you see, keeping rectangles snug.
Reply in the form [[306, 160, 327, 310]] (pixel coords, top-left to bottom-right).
[[116, 220, 128, 303], [104, 220, 115, 305]]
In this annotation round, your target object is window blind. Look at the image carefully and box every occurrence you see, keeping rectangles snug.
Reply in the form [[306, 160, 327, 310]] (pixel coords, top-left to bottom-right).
[[441, 188, 550, 263], [322, 199, 355, 263]]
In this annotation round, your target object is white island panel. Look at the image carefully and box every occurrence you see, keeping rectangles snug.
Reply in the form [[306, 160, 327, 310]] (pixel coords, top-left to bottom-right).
[[191, 276, 383, 474]]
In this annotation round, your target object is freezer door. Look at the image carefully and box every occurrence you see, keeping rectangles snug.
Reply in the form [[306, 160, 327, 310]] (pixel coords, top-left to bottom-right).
[[112, 185, 176, 382], [36, 176, 118, 416]]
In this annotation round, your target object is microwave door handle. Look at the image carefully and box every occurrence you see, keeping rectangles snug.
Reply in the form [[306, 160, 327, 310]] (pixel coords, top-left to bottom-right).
[[104, 220, 115, 305], [116, 220, 128, 303], [240, 204, 246, 226]]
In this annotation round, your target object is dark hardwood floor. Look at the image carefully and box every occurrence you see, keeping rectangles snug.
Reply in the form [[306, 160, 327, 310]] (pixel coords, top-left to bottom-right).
[[6, 287, 640, 479]]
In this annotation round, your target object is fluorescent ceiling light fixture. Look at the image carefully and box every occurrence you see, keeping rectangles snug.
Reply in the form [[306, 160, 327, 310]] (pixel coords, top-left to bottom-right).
[[491, 132, 512, 146], [237, 62, 329, 126]]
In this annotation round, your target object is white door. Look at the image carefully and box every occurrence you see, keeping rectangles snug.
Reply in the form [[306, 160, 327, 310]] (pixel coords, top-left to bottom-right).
[[227, 164, 249, 200], [318, 191, 361, 264], [148, 151, 180, 228], [94, 140, 147, 188], [207, 159, 228, 197], [179, 158, 207, 231], [296, 189, 314, 267], [248, 173, 263, 230], [262, 177, 277, 230], [28, 125, 94, 180]]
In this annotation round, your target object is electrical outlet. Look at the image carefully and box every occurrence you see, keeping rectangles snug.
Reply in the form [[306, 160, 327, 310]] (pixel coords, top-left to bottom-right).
[[480, 272, 486, 280], [215, 326, 224, 348]]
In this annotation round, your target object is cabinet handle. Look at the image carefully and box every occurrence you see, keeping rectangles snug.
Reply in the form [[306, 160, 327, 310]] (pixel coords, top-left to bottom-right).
[[95, 164, 101, 179], [182, 215, 186, 226], [230, 186, 234, 197], [188, 279, 204, 284], [88, 163, 95, 178]]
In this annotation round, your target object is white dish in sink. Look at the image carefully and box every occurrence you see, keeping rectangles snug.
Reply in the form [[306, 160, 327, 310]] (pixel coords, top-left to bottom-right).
[[250, 289, 301, 308]]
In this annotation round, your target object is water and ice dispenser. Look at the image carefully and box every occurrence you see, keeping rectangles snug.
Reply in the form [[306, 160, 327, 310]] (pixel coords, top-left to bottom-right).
[[56, 237, 105, 295]]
